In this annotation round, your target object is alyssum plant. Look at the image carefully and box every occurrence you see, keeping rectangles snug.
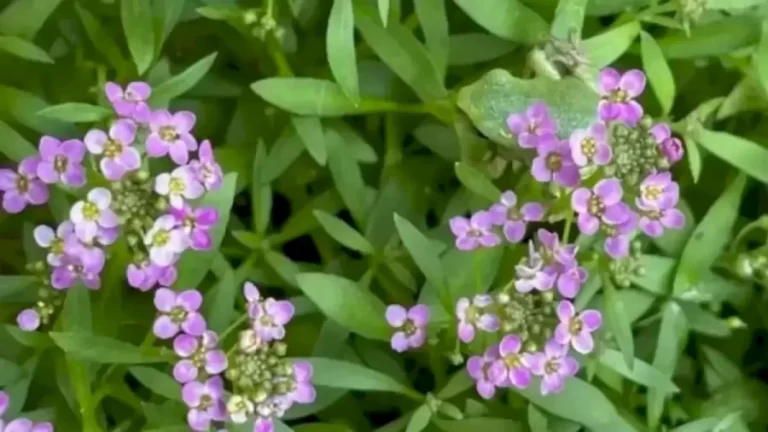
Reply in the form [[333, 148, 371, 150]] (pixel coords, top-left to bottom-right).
[[0, 66, 684, 429]]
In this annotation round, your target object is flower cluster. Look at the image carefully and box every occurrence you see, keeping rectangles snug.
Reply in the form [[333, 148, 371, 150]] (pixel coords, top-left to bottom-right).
[[441, 67, 686, 399], [9, 81, 223, 331], [224, 283, 315, 432], [0, 391, 54, 431]]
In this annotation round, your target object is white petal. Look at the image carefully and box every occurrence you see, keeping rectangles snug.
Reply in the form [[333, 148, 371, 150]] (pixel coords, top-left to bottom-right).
[[155, 173, 171, 195], [33, 225, 55, 247], [88, 187, 112, 209], [69, 201, 86, 223]]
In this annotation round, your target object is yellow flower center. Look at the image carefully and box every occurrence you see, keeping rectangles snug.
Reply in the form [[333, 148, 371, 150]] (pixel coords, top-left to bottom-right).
[[504, 353, 523, 369], [159, 126, 178, 142], [152, 230, 169, 247], [644, 209, 662, 220], [609, 89, 629, 103], [569, 318, 583, 335], [642, 185, 662, 202], [506, 207, 521, 221], [169, 177, 186, 193], [544, 359, 560, 375], [16, 175, 29, 193], [53, 155, 68, 173], [104, 139, 122, 158], [82, 202, 100, 221], [587, 196, 604, 216], [465, 305, 479, 322], [546, 153, 563, 172], [51, 238, 65, 255], [170, 306, 187, 323], [580, 137, 596, 157]]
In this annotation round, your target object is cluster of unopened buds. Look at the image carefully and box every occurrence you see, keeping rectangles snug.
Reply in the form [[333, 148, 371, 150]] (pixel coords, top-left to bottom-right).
[[385, 67, 687, 399], [0, 391, 53, 431], [3, 81, 223, 332]]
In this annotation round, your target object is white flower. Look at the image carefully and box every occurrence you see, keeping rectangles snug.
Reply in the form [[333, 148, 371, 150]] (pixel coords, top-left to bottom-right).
[[144, 215, 188, 266], [155, 166, 204, 209], [227, 395, 254, 424], [69, 188, 119, 242], [33, 221, 74, 266]]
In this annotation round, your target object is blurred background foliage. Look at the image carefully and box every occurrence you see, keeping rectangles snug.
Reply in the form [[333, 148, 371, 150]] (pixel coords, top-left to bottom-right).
[[2, 0, 768, 431]]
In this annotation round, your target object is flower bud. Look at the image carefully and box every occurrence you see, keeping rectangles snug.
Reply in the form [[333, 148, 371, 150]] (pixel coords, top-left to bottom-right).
[[136, 170, 150, 182], [239, 329, 262, 353], [272, 342, 287, 356]]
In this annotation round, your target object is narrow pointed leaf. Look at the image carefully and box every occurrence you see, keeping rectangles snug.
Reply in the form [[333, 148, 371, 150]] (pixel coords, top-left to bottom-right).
[[327, 0, 360, 104], [640, 31, 675, 115], [453, 0, 547, 44], [121, 0, 156, 74], [150, 53, 219, 105], [36, 103, 112, 123], [314, 210, 373, 254], [0, 36, 53, 63]]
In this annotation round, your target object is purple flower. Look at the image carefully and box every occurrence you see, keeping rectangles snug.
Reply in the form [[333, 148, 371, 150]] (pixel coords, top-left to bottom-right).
[[245, 287, 295, 342], [0, 390, 7, 415], [182, 376, 227, 431], [455, 294, 499, 343], [70, 188, 119, 242], [531, 138, 580, 187], [173, 331, 228, 383], [62, 233, 106, 271], [636, 200, 685, 238], [36, 136, 86, 187], [449, 211, 500, 251], [153, 288, 207, 339], [650, 123, 684, 166], [536, 229, 578, 267], [144, 215, 188, 266], [571, 178, 631, 235], [554, 301, 602, 354], [170, 205, 218, 250], [84, 119, 141, 181], [146, 110, 198, 165], [255, 418, 275, 432], [602, 213, 638, 259], [488, 191, 545, 243], [17, 308, 41, 332], [0, 418, 50, 432], [51, 253, 103, 290], [525, 340, 579, 395], [506, 102, 557, 149], [190, 140, 223, 191], [290, 361, 317, 404], [155, 166, 205, 209], [553, 265, 588, 299], [467, 345, 500, 399], [385, 304, 429, 352], [637, 172, 679, 210], [105, 81, 152, 122], [127, 260, 178, 291], [0, 156, 48, 213], [490, 335, 531, 389], [597, 68, 646, 124], [569, 122, 612, 167], [514, 242, 555, 293], [34, 221, 73, 266]]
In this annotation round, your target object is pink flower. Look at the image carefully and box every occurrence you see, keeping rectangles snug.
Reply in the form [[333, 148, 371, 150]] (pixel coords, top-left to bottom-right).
[[488, 191, 545, 243], [490, 335, 531, 389], [69, 188, 119, 243], [36, 136, 86, 187], [636, 172, 679, 210], [524, 341, 579, 395], [173, 331, 227, 383], [146, 110, 198, 165], [244, 282, 295, 341], [455, 295, 499, 343], [385, 304, 429, 352], [189, 140, 223, 191], [571, 178, 631, 235], [506, 102, 557, 148], [597, 68, 646, 124], [181, 376, 227, 431], [531, 138, 580, 187], [449, 211, 500, 251], [84, 119, 141, 181], [650, 123, 684, 165], [153, 288, 207, 339], [569, 122, 612, 167], [170, 205, 218, 250], [467, 345, 500, 399], [553, 301, 602, 354], [105, 81, 152, 122], [0, 156, 49, 213], [144, 215, 188, 266], [155, 166, 204, 209]]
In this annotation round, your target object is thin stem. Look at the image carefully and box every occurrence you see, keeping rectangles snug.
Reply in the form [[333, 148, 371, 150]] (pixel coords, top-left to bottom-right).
[[563, 210, 574, 243]]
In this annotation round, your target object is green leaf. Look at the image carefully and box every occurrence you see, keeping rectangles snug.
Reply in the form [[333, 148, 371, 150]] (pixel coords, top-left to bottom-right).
[[130, 366, 182, 400], [252, 78, 385, 116], [305, 357, 421, 399], [457, 70, 598, 151], [603, 276, 635, 369], [0, 0, 64, 39], [658, 16, 761, 59], [515, 378, 622, 430], [0, 276, 36, 301], [448, 33, 515, 66], [454, 162, 501, 203], [695, 129, 768, 184], [631, 254, 675, 295], [453, 0, 548, 44], [673, 174, 747, 296], [640, 31, 675, 116], [433, 418, 523, 432], [0, 120, 36, 162], [36, 103, 112, 123], [1, 357, 37, 418], [0, 358, 21, 386], [314, 210, 374, 254], [679, 302, 731, 338], [583, 21, 640, 68], [751, 25, 768, 95], [598, 348, 679, 393], [0, 36, 53, 63], [326, 127, 370, 226], [327, 0, 360, 104], [0, 85, 77, 136], [353, 2, 446, 101], [174, 173, 238, 288], [405, 404, 432, 432], [295, 273, 390, 341], [75, 3, 130, 73], [4, 324, 51, 348], [292, 116, 327, 166], [49, 332, 166, 364], [206, 256, 256, 333], [394, 214, 446, 291], [377, 0, 390, 25], [528, 404, 548, 432], [414, 0, 449, 79], [647, 302, 688, 429], [551, 0, 588, 40], [264, 251, 300, 287], [121, 0, 156, 74], [671, 418, 721, 432], [150, 53, 219, 105]]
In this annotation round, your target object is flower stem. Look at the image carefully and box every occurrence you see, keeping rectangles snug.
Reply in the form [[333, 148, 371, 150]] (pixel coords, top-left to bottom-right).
[[563, 210, 574, 243]]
